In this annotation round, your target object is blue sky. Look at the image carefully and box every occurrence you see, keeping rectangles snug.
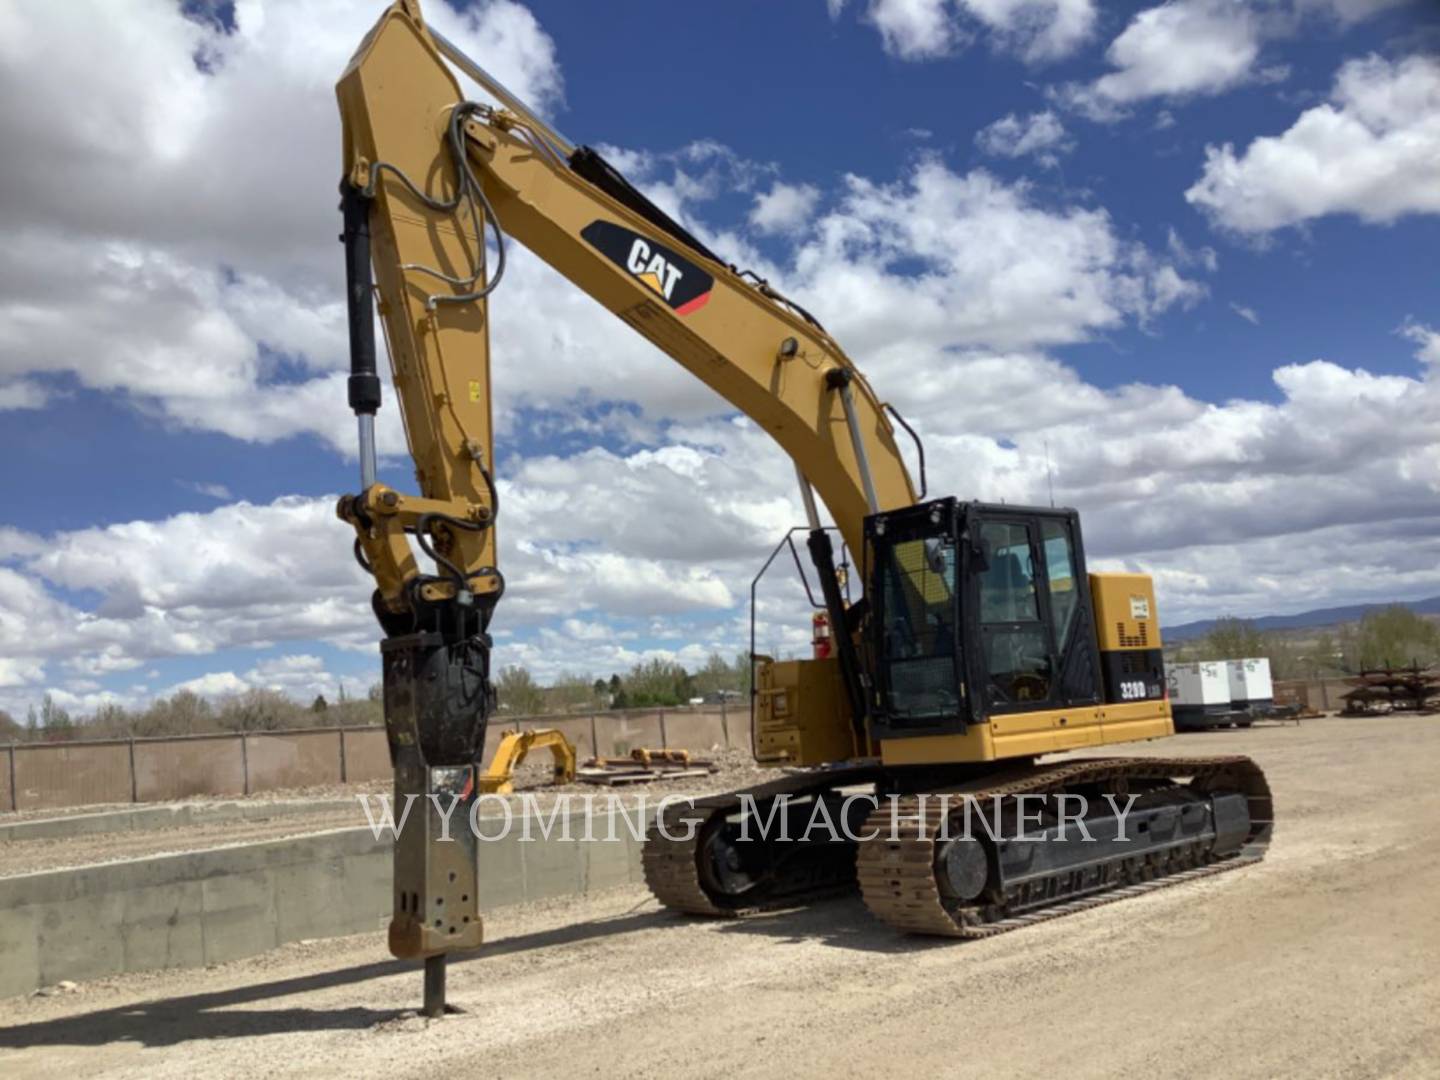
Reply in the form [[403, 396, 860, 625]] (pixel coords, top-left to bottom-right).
[[0, 0, 1437, 717]]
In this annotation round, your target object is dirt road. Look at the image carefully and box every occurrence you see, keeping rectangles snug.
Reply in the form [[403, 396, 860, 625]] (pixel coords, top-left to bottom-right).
[[2, 715, 1437, 1079]]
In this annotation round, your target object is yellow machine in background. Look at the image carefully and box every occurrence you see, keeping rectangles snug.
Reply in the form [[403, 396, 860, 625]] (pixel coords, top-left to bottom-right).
[[477, 729, 576, 795], [334, 0, 1272, 1015]]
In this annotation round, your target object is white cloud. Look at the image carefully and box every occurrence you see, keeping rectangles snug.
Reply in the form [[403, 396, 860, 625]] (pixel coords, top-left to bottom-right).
[[975, 109, 1072, 165], [1230, 302, 1260, 325], [750, 182, 823, 234], [158, 653, 346, 704], [179, 481, 235, 501], [866, 0, 972, 59], [1166, 227, 1219, 273], [1295, 0, 1413, 23], [0, 0, 561, 453], [1402, 319, 1440, 368], [861, 0, 1095, 63], [1186, 54, 1440, 233], [165, 671, 251, 699], [0, 378, 49, 410], [785, 160, 1205, 353], [961, 0, 1098, 62], [1057, 0, 1266, 119], [1057, 0, 1421, 122]]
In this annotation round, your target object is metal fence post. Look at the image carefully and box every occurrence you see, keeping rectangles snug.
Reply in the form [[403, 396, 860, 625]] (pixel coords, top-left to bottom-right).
[[338, 728, 349, 784], [589, 714, 598, 760], [7, 743, 16, 812], [240, 733, 251, 796], [128, 738, 138, 803], [658, 709, 667, 749], [720, 698, 729, 748]]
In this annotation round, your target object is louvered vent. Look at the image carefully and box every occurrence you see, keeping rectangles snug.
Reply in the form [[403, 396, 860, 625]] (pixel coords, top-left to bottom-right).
[[1116, 621, 1148, 648]]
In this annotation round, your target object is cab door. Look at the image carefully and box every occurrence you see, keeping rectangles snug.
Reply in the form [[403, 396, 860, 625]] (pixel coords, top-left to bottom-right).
[[968, 510, 1102, 719], [971, 517, 1058, 715]]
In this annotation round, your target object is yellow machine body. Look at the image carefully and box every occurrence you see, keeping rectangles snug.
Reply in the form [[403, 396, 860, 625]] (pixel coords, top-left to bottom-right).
[[757, 570, 1173, 769]]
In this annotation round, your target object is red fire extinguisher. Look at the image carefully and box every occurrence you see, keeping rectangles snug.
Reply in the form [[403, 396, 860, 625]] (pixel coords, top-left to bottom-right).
[[812, 611, 832, 659]]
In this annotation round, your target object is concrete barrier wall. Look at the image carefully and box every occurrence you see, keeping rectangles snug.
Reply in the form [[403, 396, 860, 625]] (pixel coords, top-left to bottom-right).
[[12, 742, 132, 811], [2, 704, 743, 814], [0, 808, 650, 998], [342, 728, 391, 782], [245, 730, 342, 791], [661, 712, 729, 754], [135, 735, 245, 803], [0, 798, 360, 844]]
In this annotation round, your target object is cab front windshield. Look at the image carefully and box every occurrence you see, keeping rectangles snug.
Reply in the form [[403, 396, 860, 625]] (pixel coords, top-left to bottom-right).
[[876, 533, 962, 721]]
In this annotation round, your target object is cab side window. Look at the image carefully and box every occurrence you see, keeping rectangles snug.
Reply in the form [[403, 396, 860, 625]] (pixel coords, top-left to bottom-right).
[[1041, 519, 1079, 651]]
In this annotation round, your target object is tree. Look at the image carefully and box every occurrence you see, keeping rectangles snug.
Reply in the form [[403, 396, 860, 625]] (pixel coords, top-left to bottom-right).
[[732, 651, 754, 698], [132, 690, 214, 736], [1261, 632, 1304, 680], [607, 673, 627, 710], [496, 665, 546, 716], [38, 694, 75, 742], [546, 672, 602, 712], [1310, 631, 1341, 674], [311, 694, 329, 713], [1202, 618, 1266, 661], [90, 702, 133, 738], [619, 658, 693, 708], [0, 708, 22, 742], [217, 688, 299, 732], [1353, 606, 1440, 670], [692, 652, 735, 698]]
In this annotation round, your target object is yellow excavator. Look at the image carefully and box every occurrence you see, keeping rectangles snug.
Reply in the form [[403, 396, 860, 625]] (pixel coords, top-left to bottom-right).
[[335, 1, 1272, 1014]]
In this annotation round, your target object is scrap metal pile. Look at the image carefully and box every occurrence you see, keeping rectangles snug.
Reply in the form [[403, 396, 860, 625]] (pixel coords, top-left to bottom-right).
[[1339, 665, 1440, 715]]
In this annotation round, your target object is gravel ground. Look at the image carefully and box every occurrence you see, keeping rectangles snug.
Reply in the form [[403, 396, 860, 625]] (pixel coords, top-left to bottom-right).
[[0, 748, 778, 879], [1, 715, 1437, 1079]]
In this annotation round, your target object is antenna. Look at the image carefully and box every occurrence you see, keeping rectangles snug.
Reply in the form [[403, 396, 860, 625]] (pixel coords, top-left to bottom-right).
[[1044, 439, 1056, 508]]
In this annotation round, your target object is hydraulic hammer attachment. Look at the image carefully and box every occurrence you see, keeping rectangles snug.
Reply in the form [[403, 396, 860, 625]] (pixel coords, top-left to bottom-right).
[[381, 634, 489, 957], [381, 633, 491, 1017]]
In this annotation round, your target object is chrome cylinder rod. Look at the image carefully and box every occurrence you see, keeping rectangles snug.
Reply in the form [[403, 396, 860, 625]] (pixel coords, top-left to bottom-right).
[[829, 371, 880, 515], [795, 463, 822, 530], [358, 414, 377, 490]]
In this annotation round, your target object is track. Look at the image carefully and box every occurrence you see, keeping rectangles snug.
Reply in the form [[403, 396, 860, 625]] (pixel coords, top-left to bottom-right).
[[644, 755, 1272, 936], [642, 766, 880, 916], [855, 755, 1272, 937]]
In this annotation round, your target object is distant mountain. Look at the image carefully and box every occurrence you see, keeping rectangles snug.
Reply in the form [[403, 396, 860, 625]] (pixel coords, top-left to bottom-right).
[[1162, 596, 1440, 643]]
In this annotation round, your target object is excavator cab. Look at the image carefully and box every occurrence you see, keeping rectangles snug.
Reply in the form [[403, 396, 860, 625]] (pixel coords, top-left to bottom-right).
[[865, 497, 1105, 737]]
